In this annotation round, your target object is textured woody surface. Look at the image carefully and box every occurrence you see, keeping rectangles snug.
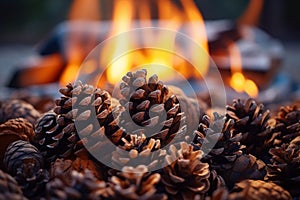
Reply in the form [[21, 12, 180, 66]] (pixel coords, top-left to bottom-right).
[[229, 180, 292, 200], [112, 133, 166, 170], [107, 165, 166, 200], [34, 111, 77, 164], [266, 104, 300, 148], [0, 99, 40, 125], [46, 169, 107, 200], [162, 142, 210, 200], [119, 69, 186, 147], [0, 169, 27, 200], [265, 136, 300, 196], [3, 140, 49, 199], [0, 118, 32, 167], [226, 98, 271, 161]]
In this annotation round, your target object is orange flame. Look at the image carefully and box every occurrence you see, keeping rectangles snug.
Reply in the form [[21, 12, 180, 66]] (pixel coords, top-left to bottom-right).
[[61, 0, 209, 85], [229, 43, 258, 97], [104, 0, 209, 84]]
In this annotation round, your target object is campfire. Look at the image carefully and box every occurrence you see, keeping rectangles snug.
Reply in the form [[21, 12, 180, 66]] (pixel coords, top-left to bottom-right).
[[1, 1, 299, 200]]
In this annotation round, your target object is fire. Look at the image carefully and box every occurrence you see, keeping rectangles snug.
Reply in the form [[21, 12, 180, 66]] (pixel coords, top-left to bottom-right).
[[60, 0, 209, 85], [229, 43, 258, 97]]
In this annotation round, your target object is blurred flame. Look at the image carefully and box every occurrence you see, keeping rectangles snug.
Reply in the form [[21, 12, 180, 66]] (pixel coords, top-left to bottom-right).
[[229, 43, 258, 97], [104, 0, 209, 84], [60, 0, 101, 85], [61, 0, 209, 85]]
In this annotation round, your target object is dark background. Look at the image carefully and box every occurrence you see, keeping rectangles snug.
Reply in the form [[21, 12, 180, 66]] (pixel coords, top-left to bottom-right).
[[0, 0, 299, 44], [0, 0, 299, 87]]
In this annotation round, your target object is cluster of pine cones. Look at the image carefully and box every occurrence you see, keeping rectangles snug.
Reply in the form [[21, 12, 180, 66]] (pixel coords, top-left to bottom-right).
[[0, 69, 299, 200]]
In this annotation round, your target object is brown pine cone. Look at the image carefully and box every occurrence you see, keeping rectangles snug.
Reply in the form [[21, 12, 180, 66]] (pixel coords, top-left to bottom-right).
[[0, 118, 32, 167], [46, 169, 107, 200], [54, 81, 120, 157], [193, 113, 266, 188], [266, 104, 300, 148], [206, 169, 226, 198], [161, 142, 210, 200], [219, 154, 266, 189], [119, 69, 187, 147], [50, 157, 103, 180], [0, 99, 40, 125], [34, 111, 78, 164], [0, 118, 34, 141], [229, 180, 292, 200], [226, 98, 271, 160], [3, 140, 49, 199], [107, 165, 166, 200], [265, 136, 300, 197], [192, 113, 244, 165], [111, 133, 166, 170], [0, 169, 27, 200]]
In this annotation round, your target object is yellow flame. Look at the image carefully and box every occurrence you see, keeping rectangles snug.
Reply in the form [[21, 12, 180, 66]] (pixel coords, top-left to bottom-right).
[[229, 43, 258, 97], [103, 0, 209, 84], [64, 0, 209, 85]]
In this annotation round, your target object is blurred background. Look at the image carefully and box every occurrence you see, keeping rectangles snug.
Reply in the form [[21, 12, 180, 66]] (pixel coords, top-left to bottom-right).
[[0, 0, 299, 95]]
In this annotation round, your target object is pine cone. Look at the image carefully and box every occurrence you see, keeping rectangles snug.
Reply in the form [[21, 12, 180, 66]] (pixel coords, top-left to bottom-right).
[[229, 180, 292, 200], [107, 165, 166, 200], [226, 98, 271, 160], [0, 99, 40, 125], [161, 142, 210, 200], [119, 69, 187, 147], [206, 169, 226, 198], [0, 169, 27, 200], [0, 118, 34, 141], [265, 136, 300, 197], [266, 104, 300, 148], [0, 118, 32, 167], [192, 113, 244, 165], [3, 140, 49, 199], [46, 169, 107, 200], [111, 133, 167, 170], [34, 111, 77, 164], [219, 154, 266, 189], [50, 157, 103, 180], [54, 81, 117, 157]]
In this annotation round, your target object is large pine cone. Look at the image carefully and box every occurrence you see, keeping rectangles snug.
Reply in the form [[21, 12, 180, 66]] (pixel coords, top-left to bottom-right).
[[0, 169, 27, 200], [192, 113, 244, 168], [34, 81, 115, 165], [0, 99, 40, 125], [266, 104, 300, 148], [34, 111, 77, 164], [54, 81, 113, 156], [0, 118, 33, 167], [119, 69, 187, 147], [161, 142, 210, 200], [46, 169, 107, 200], [3, 140, 49, 199], [229, 180, 292, 200], [226, 98, 271, 160], [107, 165, 166, 200], [111, 133, 166, 170], [265, 136, 300, 197]]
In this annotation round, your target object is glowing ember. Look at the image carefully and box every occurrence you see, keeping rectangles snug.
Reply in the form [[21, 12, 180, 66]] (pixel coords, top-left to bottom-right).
[[229, 43, 258, 97]]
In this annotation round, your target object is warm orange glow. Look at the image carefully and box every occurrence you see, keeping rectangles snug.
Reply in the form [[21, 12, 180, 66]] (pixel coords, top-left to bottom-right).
[[64, 0, 209, 85], [60, 63, 80, 86], [229, 43, 258, 97], [60, 0, 101, 85], [68, 0, 100, 21], [103, 0, 209, 84]]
